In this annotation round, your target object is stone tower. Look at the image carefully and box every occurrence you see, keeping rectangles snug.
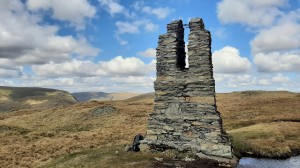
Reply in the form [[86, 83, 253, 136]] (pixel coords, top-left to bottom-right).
[[141, 18, 233, 160]]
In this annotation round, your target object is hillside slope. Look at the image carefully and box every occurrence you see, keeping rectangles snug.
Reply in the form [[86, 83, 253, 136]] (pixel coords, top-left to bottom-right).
[[0, 91, 299, 167], [72, 92, 142, 102], [0, 86, 77, 113]]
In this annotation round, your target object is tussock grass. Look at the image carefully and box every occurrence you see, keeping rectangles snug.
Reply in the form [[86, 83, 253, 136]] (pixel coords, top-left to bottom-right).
[[228, 122, 300, 158], [217, 91, 300, 158], [0, 100, 151, 167]]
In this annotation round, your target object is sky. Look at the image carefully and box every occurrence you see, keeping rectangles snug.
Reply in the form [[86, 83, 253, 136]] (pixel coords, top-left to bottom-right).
[[0, 0, 299, 93]]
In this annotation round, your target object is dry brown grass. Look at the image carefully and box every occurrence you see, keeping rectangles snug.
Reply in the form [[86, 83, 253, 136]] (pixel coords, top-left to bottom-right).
[[0, 91, 299, 167], [106, 92, 142, 101], [217, 91, 300, 129], [0, 99, 152, 167], [217, 91, 300, 158]]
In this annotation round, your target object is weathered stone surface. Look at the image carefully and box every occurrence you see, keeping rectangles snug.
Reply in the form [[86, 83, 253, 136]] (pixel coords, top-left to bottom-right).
[[142, 18, 233, 162]]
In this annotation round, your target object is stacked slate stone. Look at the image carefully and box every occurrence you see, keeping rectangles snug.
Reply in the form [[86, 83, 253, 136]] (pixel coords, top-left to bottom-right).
[[141, 18, 233, 160]]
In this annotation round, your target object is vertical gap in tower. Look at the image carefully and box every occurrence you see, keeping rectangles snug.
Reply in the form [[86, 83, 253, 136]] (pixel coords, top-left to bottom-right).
[[185, 24, 190, 69], [177, 21, 187, 70]]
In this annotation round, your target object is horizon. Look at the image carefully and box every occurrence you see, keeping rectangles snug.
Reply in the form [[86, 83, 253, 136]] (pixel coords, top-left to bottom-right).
[[0, 0, 299, 93], [1, 85, 299, 94]]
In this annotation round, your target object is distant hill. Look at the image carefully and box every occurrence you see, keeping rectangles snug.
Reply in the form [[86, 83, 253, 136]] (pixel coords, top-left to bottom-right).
[[0, 86, 77, 113], [126, 92, 154, 101], [72, 92, 142, 102], [72, 92, 108, 102]]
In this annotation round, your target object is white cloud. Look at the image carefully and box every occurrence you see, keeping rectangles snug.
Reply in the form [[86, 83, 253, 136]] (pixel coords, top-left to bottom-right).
[[142, 6, 173, 19], [98, 0, 123, 15], [258, 79, 271, 86], [0, 69, 22, 78], [27, 0, 96, 29], [144, 22, 159, 32], [100, 56, 154, 76], [12, 75, 155, 93], [115, 20, 158, 34], [32, 56, 155, 78], [98, 0, 134, 18], [111, 76, 155, 85], [114, 34, 128, 46], [254, 51, 300, 72], [212, 46, 252, 73], [214, 72, 296, 92], [115, 20, 157, 45], [115, 21, 140, 34], [218, 1, 300, 73], [217, 0, 287, 27], [32, 59, 101, 77], [26, 56, 157, 93], [133, 2, 173, 19], [138, 48, 156, 57], [272, 73, 289, 83], [0, 0, 99, 69], [250, 10, 300, 72], [251, 20, 300, 54], [214, 74, 256, 91]]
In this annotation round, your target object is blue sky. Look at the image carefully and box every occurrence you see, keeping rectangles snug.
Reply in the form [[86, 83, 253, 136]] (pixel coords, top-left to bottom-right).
[[0, 0, 299, 93]]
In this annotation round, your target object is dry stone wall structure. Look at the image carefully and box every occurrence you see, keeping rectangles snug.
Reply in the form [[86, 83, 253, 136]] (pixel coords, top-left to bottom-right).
[[141, 18, 233, 159]]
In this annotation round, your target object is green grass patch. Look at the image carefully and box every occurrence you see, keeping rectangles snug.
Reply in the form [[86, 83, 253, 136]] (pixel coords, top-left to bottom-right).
[[42, 146, 167, 168]]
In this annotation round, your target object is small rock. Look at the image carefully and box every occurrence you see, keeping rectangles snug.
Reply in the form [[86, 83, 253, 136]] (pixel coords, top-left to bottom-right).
[[154, 157, 163, 161], [183, 156, 195, 162], [115, 151, 119, 154]]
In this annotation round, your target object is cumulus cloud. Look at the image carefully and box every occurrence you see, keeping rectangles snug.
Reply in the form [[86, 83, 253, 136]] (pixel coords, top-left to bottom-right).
[[138, 48, 156, 57], [32, 56, 155, 78], [0, 0, 99, 68], [99, 56, 153, 76], [0, 69, 23, 78], [255, 10, 300, 72], [256, 73, 291, 86], [214, 74, 257, 91], [9, 75, 155, 93], [251, 19, 300, 54], [214, 72, 296, 92], [31, 59, 100, 77], [115, 20, 158, 45], [133, 2, 173, 19], [217, 0, 287, 27], [218, 1, 300, 73], [115, 20, 158, 34], [212, 46, 252, 73], [111, 76, 155, 85], [115, 21, 140, 34], [250, 10, 300, 72], [254, 51, 300, 72], [258, 79, 271, 86], [272, 73, 289, 83], [142, 6, 173, 19], [98, 0, 134, 18], [27, 0, 96, 29]]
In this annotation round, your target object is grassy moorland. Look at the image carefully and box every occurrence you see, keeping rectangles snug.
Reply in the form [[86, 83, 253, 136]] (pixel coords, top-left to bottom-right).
[[217, 91, 300, 158], [0, 91, 299, 167]]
